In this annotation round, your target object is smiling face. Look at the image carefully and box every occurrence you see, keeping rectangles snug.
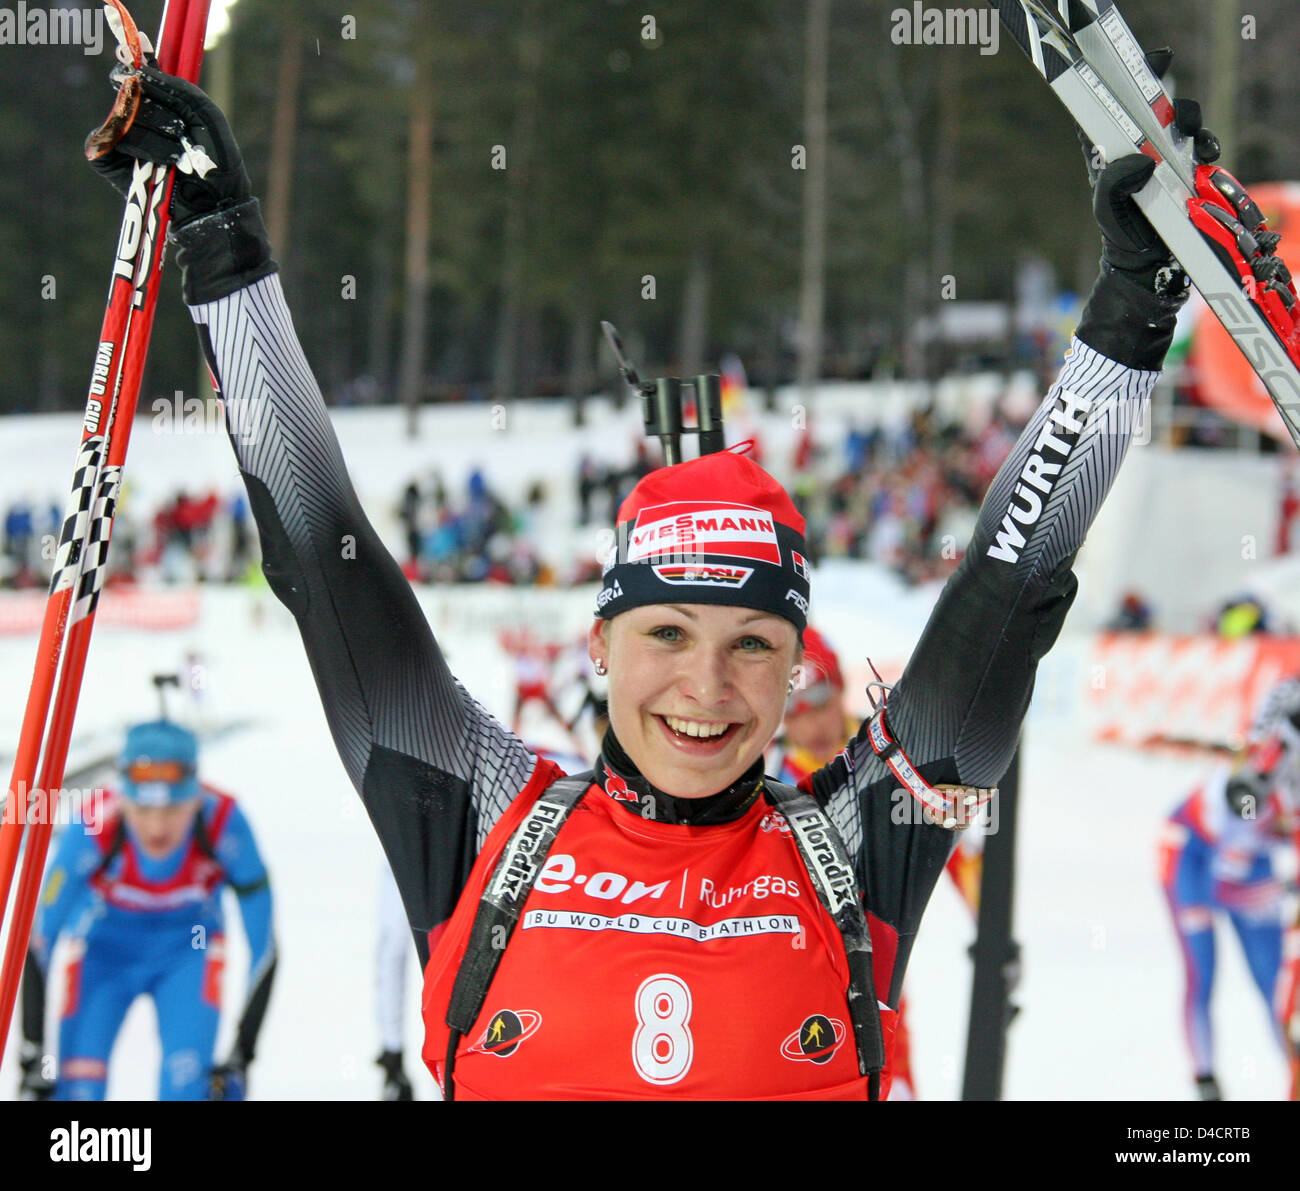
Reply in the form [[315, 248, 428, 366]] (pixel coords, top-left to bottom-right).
[[589, 604, 802, 799]]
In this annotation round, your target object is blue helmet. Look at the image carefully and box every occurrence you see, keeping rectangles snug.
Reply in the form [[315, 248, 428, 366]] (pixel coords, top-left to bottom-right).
[[119, 720, 199, 806]]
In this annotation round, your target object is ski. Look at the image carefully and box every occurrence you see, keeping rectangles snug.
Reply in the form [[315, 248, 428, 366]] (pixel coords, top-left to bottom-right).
[[1065, 2, 1198, 188], [984, 1, 1300, 449], [0, 0, 213, 1063]]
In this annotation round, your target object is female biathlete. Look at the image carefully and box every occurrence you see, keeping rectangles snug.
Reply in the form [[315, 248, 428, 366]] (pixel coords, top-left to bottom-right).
[[85, 54, 1206, 1099]]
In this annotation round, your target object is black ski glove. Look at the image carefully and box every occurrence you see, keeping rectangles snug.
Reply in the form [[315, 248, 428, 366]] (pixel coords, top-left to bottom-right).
[[1074, 154, 1191, 370], [1076, 53, 1217, 371], [17, 1043, 55, 1101], [377, 1049, 415, 1101], [88, 63, 276, 306], [207, 1056, 248, 1101]]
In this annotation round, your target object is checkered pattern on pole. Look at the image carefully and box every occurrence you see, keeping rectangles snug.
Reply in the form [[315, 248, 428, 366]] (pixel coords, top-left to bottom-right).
[[69, 466, 122, 626], [49, 437, 105, 596]]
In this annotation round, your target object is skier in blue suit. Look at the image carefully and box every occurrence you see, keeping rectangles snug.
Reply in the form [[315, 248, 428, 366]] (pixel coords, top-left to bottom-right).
[[1159, 688, 1300, 1100], [18, 720, 276, 1101]]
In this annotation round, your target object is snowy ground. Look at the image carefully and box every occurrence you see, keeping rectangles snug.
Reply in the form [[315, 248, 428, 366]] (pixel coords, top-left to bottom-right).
[[0, 579, 1292, 1102]]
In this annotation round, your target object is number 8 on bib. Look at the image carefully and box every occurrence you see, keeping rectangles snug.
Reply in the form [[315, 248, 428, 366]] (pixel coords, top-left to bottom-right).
[[632, 974, 694, 1086]]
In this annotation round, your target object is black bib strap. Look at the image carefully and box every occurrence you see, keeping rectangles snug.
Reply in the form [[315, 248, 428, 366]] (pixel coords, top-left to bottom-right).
[[446, 773, 593, 1035], [193, 809, 216, 861], [89, 821, 127, 884], [763, 779, 885, 1094]]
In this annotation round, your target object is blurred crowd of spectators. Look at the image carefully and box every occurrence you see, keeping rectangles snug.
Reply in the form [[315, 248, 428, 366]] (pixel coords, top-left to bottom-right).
[[792, 406, 1023, 586], [1, 489, 257, 590], [1, 497, 58, 589], [575, 444, 655, 528], [397, 469, 551, 586], [3, 401, 1028, 594], [1105, 589, 1293, 638], [396, 444, 656, 586]]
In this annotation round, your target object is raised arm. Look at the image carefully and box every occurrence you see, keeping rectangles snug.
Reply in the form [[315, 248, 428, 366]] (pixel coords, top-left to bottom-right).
[[886, 336, 1155, 788], [886, 148, 1191, 790], [811, 150, 1195, 1002], [88, 66, 538, 952]]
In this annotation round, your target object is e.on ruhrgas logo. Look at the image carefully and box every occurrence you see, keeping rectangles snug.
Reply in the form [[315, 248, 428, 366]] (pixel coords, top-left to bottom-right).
[[468, 1009, 543, 1058], [780, 1014, 847, 1065], [628, 502, 780, 565]]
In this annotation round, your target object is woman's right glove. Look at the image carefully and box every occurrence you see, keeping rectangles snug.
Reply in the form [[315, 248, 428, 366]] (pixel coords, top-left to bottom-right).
[[1075, 51, 1216, 372], [87, 63, 277, 305]]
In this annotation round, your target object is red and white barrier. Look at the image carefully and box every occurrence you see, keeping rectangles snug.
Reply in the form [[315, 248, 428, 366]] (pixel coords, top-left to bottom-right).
[[1087, 632, 1300, 750], [0, 587, 201, 635]]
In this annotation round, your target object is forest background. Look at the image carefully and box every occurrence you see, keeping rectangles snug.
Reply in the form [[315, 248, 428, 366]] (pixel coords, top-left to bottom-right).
[[0, 0, 1293, 422]]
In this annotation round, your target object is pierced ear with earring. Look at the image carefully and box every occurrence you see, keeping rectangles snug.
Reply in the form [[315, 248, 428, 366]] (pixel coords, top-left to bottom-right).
[[594, 660, 608, 676]]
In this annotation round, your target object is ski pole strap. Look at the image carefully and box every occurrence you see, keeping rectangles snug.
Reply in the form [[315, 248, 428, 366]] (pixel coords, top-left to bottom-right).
[[867, 708, 993, 830], [866, 707, 953, 823], [85, 0, 146, 161], [762, 779, 885, 1089], [445, 774, 592, 1035]]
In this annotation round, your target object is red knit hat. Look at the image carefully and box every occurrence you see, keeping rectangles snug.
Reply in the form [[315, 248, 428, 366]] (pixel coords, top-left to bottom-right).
[[596, 444, 811, 630]]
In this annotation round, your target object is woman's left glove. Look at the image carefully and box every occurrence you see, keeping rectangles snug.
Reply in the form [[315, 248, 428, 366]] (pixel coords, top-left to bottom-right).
[[87, 63, 277, 305]]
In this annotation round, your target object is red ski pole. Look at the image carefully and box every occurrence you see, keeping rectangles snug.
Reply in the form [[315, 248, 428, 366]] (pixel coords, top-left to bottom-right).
[[0, 0, 212, 1064], [0, 0, 158, 924]]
